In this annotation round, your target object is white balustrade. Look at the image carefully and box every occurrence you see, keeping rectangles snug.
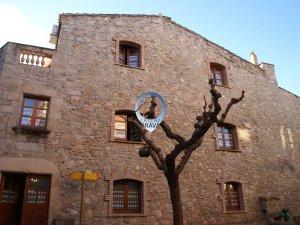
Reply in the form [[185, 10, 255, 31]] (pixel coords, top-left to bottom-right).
[[20, 50, 52, 68]]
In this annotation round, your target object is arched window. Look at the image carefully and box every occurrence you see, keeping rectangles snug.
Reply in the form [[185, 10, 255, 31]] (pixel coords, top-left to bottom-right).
[[224, 182, 244, 211], [119, 41, 141, 68], [114, 110, 142, 142], [210, 62, 228, 86], [113, 179, 142, 213]]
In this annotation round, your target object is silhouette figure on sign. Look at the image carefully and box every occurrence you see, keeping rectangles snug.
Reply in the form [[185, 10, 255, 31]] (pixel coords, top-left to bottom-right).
[[144, 96, 157, 119]]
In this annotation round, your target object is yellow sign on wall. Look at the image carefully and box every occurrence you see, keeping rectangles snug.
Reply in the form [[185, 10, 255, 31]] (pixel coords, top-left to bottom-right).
[[70, 171, 100, 181], [84, 171, 99, 180], [70, 172, 83, 180]]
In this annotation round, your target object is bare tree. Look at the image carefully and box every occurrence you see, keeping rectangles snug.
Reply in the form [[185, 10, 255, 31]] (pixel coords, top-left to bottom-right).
[[129, 79, 245, 225]]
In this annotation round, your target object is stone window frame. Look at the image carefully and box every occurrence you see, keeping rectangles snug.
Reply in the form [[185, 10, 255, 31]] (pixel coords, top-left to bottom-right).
[[9, 86, 63, 136], [104, 171, 148, 217], [119, 43, 140, 68], [113, 36, 145, 70], [213, 122, 240, 152], [224, 181, 244, 211], [112, 179, 142, 214], [217, 176, 246, 214], [210, 62, 228, 87], [204, 59, 232, 88], [109, 109, 145, 145], [18, 94, 51, 131]]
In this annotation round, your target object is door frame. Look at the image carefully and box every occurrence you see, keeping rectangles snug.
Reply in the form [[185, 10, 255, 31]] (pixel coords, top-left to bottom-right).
[[0, 157, 61, 225]]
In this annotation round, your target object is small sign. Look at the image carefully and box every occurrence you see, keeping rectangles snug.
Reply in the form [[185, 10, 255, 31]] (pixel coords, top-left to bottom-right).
[[70, 171, 100, 181], [135, 92, 167, 132], [84, 171, 100, 181], [70, 172, 82, 180]]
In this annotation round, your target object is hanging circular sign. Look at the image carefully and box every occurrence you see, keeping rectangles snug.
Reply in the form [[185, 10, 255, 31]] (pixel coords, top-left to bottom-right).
[[135, 92, 167, 132]]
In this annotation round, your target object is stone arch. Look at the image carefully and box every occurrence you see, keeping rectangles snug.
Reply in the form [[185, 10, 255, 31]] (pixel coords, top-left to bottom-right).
[[113, 36, 146, 69], [109, 104, 143, 143], [217, 174, 246, 213], [0, 157, 61, 225], [104, 170, 148, 216]]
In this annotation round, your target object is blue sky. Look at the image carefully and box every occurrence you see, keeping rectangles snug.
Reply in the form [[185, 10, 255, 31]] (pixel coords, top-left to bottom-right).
[[0, 0, 299, 95]]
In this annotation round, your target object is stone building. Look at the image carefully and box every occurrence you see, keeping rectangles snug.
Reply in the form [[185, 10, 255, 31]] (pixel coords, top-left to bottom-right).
[[0, 14, 299, 225]]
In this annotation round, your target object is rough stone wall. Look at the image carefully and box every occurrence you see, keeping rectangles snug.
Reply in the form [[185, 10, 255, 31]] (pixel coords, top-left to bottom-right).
[[0, 43, 7, 74], [0, 14, 299, 225]]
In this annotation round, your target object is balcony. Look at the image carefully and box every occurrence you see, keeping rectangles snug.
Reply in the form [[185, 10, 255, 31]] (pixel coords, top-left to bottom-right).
[[0, 42, 54, 69], [20, 49, 52, 68]]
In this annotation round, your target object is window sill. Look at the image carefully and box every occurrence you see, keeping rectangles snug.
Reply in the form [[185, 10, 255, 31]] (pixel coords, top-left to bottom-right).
[[12, 126, 50, 136], [114, 63, 145, 70], [109, 139, 146, 145], [108, 213, 147, 217], [215, 84, 231, 89], [215, 148, 241, 153]]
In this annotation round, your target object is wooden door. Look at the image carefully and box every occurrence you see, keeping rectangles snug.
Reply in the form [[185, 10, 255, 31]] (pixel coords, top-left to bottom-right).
[[20, 174, 51, 225], [0, 174, 21, 225]]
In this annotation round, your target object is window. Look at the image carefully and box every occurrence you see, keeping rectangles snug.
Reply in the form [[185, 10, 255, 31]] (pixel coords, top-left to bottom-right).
[[119, 41, 141, 68], [210, 63, 227, 86], [224, 182, 244, 211], [114, 111, 142, 142], [113, 179, 142, 214], [19, 95, 49, 129], [216, 123, 238, 150]]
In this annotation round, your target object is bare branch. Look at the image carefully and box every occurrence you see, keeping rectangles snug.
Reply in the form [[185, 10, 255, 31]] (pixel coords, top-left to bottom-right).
[[139, 146, 151, 157], [128, 118, 157, 151], [128, 117, 167, 171], [149, 149, 164, 170], [167, 79, 221, 160], [203, 95, 207, 112], [167, 115, 213, 161], [208, 97, 213, 112], [139, 146, 164, 170], [160, 121, 185, 143], [176, 137, 203, 174], [209, 78, 215, 88], [220, 91, 245, 122], [132, 79, 245, 178], [209, 83, 222, 114]]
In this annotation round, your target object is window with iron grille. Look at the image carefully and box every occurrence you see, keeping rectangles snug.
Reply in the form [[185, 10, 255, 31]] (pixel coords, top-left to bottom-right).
[[224, 182, 244, 211], [114, 111, 142, 142], [216, 123, 238, 150], [19, 95, 50, 129], [113, 179, 142, 213], [119, 42, 141, 68], [210, 63, 227, 86]]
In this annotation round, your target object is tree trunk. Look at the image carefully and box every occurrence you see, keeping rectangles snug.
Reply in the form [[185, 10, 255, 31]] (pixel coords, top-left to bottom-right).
[[167, 175, 184, 225]]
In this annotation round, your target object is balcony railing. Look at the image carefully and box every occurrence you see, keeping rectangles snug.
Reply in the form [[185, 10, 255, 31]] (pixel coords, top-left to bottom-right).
[[20, 49, 52, 68]]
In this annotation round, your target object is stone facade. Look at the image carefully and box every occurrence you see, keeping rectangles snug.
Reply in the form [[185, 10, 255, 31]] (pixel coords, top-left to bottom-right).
[[0, 14, 299, 225]]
